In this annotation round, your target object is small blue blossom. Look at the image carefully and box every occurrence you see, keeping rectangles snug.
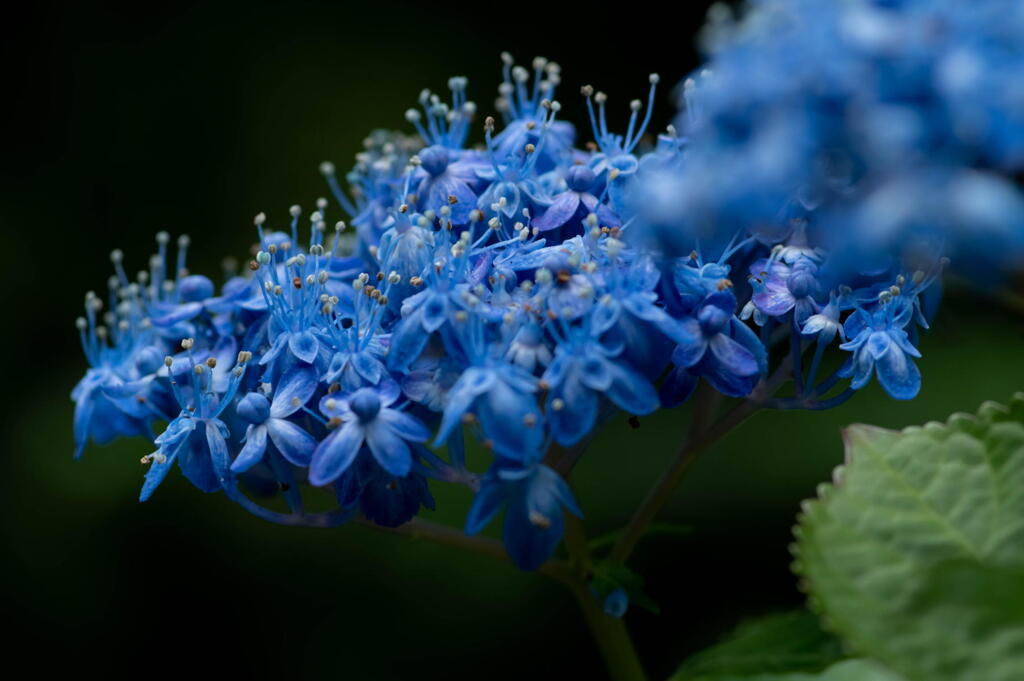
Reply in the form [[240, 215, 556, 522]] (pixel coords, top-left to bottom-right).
[[839, 299, 922, 400], [310, 380, 430, 484], [230, 365, 319, 472], [466, 463, 581, 571]]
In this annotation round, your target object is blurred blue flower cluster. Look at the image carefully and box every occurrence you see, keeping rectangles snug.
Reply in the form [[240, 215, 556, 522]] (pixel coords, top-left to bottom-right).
[[73, 7, 1022, 571], [638, 0, 1024, 277]]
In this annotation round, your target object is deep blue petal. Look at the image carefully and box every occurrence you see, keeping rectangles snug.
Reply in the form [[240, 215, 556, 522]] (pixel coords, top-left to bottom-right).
[[532, 192, 580, 231], [309, 422, 364, 486], [289, 330, 320, 364], [365, 420, 413, 477], [267, 418, 317, 467], [605, 362, 659, 415], [231, 423, 268, 473], [875, 346, 921, 400], [270, 365, 319, 418]]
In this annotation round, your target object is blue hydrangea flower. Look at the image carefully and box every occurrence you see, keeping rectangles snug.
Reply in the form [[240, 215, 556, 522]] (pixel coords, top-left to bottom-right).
[[230, 366, 319, 473], [309, 380, 430, 484], [839, 298, 922, 400], [466, 463, 581, 571]]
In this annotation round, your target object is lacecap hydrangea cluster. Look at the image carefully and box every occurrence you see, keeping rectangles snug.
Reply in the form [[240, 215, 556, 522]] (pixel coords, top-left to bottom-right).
[[75, 21, 1012, 571]]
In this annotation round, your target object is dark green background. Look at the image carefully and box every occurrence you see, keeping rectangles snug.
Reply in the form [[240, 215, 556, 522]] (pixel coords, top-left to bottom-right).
[[4, 2, 1023, 679]]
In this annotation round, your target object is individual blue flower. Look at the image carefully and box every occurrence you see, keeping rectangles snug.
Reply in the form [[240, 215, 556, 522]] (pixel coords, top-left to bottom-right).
[[356, 455, 436, 528], [140, 349, 252, 501], [466, 462, 581, 571], [309, 380, 430, 485], [489, 55, 575, 172], [541, 329, 659, 447], [230, 366, 320, 473], [838, 299, 922, 400], [531, 165, 619, 232], [401, 350, 462, 412], [751, 257, 823, 324], [415, 145, 478, 224], [668, 291, 767, 398], [433, 363, 543, 462], [801, 294, 844, 345]]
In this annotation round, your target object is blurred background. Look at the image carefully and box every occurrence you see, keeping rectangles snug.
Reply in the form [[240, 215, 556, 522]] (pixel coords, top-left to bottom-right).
[[3, 1, 1023, 678]]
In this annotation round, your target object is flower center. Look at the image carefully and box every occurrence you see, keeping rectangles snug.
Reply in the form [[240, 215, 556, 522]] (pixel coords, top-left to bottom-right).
[[419, 145, 450, 176], [698, 304, 729, 335], [566, 165, 595, 192], [350, 389, 382, 423]]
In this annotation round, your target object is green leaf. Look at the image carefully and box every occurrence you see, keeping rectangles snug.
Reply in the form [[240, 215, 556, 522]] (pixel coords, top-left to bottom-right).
[[673, 611, 843, 679], [793, 394, 1024, 681], [674, 658, 904, 681]]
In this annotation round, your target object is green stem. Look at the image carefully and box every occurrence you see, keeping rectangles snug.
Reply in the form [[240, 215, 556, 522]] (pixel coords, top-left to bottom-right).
[[608, 399, 759, 564], [568, 580, 650, 681], [608, 359, 794, 565], [562, 499, 649, 681]]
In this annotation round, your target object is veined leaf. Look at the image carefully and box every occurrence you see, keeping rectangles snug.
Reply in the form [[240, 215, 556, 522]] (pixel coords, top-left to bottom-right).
[[793, 395, 1024, 681]]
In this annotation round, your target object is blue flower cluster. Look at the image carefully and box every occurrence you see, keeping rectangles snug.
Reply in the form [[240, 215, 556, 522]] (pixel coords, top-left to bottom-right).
[[74, 42, 972, 571], [638, 0, 1024, 279]]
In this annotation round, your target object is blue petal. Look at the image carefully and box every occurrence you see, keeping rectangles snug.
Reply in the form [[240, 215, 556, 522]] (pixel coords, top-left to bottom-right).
[[421, 293, 449, 333], [752, 280, 795, 316], [659, 367, 699, 408], [891, 329, 922, 358], [465, 476, 508, 535], [708, 333, 759, 377], [365, 421, 413, 477], [352, 351, 385, 385], [533, 465, 582, 518], [606, 362, 659, 415], [150, 302, 204, 327], [309, 422, 364, 486], [231, 424, 268, 473], [867, 331, 892, 360], [532, 192, 580, 231], [387, 309, 431, 372], [477, 379, 544, 462], [503, 497, 565, 571], [729, 318, 769, 374], [427, 175, 477, 223], [289, 330, 320, 364], [139, 449, 179, 502], [267, 418, 317, 467], [266, 449, 304, 514], [359, 463, 432, 527], [548, 374, 597, 447], [875, 346, 921, 400], [849, 346, 875, 390], [603, 589, 629, 618], [578, 354, 613, 392], [236, 392, 271, 424], [270, 365, 320, 418], [379, 409, 430, 442], [434, 368, 495, 445], [671, 319, 709, 367], [259, 333, 289, 367], [73, 388, 97, 459], [178, 431, 220, 493], [205, 421, 233, 488]]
